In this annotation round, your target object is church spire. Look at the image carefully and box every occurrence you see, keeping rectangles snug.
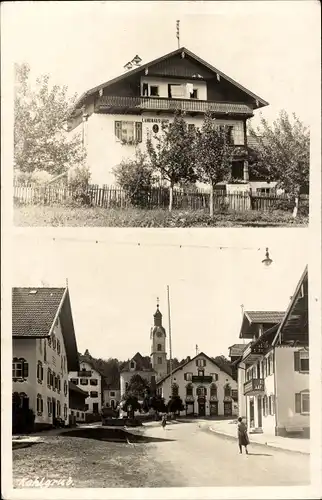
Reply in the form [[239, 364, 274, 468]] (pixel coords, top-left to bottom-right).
[[154, 298, 162, 326]]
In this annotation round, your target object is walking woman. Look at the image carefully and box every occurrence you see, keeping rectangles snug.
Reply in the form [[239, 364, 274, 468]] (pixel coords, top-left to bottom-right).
[[237, 417, 249, 454], [161, 413, 167, 430]]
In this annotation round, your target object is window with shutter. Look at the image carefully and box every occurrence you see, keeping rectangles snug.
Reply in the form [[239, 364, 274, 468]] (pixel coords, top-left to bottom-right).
[[294, 351, 300, 371], [115, 121, 122, 140], [295, 393, 301, 413], [299, 351, 309, 372], [301, 392, 310, 413], [135, 122, 142, 143]]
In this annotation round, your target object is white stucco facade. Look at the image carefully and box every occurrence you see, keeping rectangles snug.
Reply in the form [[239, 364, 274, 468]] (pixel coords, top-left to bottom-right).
[[157, 354, 238, 417], [69, 361, 102, 414], [242, 346, 309, 436], [80, 110, 246, 187], [103, 389, 121, 409], [13, 317, 70, 427]]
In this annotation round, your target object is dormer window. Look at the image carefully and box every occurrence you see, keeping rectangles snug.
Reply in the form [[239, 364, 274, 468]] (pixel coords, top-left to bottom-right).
[[130, 361, 135, 369]]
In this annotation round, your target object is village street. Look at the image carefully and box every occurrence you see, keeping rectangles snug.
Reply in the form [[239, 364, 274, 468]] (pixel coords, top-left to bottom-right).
[[13, 420, 310, 488]]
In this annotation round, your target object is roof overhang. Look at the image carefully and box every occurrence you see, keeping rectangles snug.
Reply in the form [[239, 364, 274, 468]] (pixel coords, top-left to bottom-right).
[[70, 46, 269, 116], [272, 267, 309, 347]]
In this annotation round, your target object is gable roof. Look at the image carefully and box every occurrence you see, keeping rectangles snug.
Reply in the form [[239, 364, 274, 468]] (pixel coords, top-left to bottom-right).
[[245, 311, 285, 324], [12, 287, 79, 371], [156, 352, 233, 385], [228, 344, 248, 358], [239, 310, 284, 339], [121, 352, 154, 373], [72, 46, 268, 114]]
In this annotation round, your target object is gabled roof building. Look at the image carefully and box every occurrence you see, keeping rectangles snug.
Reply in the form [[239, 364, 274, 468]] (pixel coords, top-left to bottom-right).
[[68, 46, 269, 188], [12, 287, 79, 430]]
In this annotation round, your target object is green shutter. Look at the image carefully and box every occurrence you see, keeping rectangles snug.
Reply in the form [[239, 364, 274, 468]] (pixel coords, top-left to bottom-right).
[[295, 393, 301, 413], [294, 351, 300, 372]]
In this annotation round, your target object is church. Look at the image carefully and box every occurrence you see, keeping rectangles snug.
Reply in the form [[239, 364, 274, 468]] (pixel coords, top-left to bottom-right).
[[119, 301, 168, 398], [120, 301, 238, 417]]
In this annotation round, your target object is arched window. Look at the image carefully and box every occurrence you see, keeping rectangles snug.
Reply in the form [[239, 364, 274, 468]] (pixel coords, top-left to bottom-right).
[[197, 386, 207, 397], [210, 383, 217, 397], [224, 384, 231, 398], [171, 383, 179, 397], [186, 384, 193, 397], [157, 344, 162, 351]]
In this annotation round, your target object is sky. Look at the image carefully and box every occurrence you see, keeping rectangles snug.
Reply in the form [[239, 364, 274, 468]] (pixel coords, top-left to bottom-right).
[[12, 228, 308, 362], [3, 1, 320, 128]]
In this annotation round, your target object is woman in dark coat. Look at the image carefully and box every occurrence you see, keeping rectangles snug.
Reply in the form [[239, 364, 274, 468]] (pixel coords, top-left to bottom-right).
[[237, 417, 249, 454], [161, 414, 167, 430]]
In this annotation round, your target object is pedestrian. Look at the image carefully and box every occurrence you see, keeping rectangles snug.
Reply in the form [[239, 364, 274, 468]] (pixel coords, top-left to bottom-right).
[[237, 417, 249, 454], [161, 413, 167, 430]]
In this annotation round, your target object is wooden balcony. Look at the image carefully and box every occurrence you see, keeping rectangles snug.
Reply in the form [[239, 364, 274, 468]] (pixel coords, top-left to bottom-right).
[[94, 95, 254, 116], [243, 378, 265, 396], [242, 343, 266, 364], [191, 375, 213, 384], [78, 370, 91, 377]]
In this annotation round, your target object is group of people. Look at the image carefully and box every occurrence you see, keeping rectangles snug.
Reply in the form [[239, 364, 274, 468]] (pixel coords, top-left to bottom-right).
[[160, 414, 250, 454]]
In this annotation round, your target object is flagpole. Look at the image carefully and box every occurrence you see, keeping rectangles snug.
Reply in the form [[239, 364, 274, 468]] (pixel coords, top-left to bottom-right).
[[167, 285, 173, 391], [176, 20, 180, 49]]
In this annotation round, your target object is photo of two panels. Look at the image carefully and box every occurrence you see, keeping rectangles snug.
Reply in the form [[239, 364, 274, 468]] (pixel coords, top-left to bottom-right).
[[6, 1, 319, 497]]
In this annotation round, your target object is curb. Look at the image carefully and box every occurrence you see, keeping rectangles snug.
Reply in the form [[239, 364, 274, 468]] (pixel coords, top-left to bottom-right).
[[209, 426, 310, 456]]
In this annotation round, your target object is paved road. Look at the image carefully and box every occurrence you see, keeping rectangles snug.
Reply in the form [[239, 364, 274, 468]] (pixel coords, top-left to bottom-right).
[[140, 420, 310, 487]]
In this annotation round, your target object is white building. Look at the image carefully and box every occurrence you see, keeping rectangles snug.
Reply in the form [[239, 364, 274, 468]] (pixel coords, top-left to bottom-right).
[[102, 380, 121, 409], [156, 352, 238, 417], [12, 287, 79, 429], [69, 358, 103, 415], [67, 46, 269, 189], [120, 352, 156, 399], [236, 267, 309, 437]]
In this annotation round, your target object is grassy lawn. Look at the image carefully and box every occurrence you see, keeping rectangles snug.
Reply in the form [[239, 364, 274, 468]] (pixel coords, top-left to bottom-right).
[[14, 205, 308, 227], [12, 430, 170, 488]]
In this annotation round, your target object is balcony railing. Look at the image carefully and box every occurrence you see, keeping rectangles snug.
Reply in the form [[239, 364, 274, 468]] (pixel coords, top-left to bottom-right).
[[244, 378, 265, 395], [95, 95, 253, 116], [191, 375, 213, 383], [242, 342, 266, 363]]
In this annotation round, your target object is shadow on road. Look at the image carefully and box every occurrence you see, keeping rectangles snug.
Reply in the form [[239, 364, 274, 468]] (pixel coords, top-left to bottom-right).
[[246, 452, 272, 456], [63, 427, 175, 443]]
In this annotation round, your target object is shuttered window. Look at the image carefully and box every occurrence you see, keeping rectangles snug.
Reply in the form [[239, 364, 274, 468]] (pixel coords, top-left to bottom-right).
[[294, 351, 309, 372], [12, 358, 29, 379], [295, 392, 310, 414], [115, 121, 142, 143]]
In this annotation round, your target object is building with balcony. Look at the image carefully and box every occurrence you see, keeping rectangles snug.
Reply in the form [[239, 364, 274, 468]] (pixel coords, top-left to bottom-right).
[[156, 352, 238, 417], [12, 287, 79, 430], [235, 267, 309, 437], [68, 46, 268, 187], [69, 355, 103, 416]]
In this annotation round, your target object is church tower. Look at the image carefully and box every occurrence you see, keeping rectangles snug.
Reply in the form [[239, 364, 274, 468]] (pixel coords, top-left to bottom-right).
[[150, 299, 167, 380]]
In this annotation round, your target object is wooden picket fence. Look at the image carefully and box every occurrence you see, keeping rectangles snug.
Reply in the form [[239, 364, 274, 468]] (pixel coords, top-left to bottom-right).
[[13, 184, 309, 213]]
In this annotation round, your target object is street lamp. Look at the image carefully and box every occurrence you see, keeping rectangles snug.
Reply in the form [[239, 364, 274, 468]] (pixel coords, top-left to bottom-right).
[[262, 247, 273, 267]]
